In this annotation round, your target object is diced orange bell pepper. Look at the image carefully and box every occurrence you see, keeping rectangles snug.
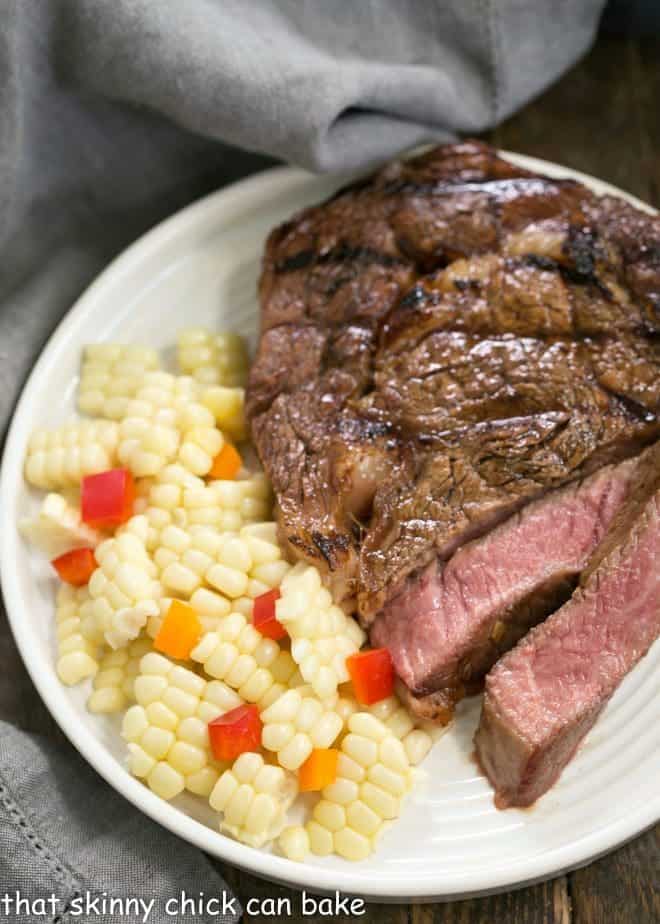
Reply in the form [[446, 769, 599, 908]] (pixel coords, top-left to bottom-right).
[[208, 443, 242, 480], [154, 600, 202, 661], [298, 748, 339, 792], [51, 548, 97, 586], [252, 588, 287, 641], [346, 647, 394, 705], [81, 468, 134, 528], [208, 704, 262, 762]]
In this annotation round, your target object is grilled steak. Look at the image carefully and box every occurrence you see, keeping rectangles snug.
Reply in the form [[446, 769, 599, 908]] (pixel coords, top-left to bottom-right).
[[474, 442, 660, 807], [370, 456, 638, 719], [248, 141, 660, 687]]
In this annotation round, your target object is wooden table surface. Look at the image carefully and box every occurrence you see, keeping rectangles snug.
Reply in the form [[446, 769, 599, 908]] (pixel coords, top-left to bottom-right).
[[1, 30, 658, 924]]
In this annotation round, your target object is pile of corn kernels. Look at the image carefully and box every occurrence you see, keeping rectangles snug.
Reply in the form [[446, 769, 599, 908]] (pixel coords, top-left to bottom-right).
[[19, 329, 444, 863]]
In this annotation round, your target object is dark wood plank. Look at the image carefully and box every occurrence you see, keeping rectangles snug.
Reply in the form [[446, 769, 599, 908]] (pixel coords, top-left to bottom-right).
[[631, 38, 660, 207], [488, 36, 653, 204], [220, 864, 410, 923], [412, 877, 570, 924], [571, 825, 660, 924]]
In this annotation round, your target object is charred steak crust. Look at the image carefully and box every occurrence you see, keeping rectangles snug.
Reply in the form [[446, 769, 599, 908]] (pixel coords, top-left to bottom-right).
[[247, 141, 660, 617]]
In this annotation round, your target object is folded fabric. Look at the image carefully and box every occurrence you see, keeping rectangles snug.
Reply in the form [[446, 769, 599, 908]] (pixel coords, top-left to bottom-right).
[[0, 721, 241, 924], [62, 0, 606, 172]]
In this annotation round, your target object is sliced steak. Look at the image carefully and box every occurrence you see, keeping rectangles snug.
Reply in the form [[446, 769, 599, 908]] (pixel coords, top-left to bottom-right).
[[370, 456, 638, 719], [248, 141, 660, 620], [474, 443, 660, 807]]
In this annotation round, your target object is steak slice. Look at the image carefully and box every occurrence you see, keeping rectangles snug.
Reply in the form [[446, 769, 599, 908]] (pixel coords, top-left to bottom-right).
[[370, 455, 638, 719], [248, 141, 660, 619], [474, 443, 660, 807]]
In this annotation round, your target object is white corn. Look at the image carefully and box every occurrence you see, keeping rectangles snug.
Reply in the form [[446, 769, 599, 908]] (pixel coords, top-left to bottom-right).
[[112, 373, 223, 480], [276, 564, 365, 700], [19, 492, 100, 557], [78, 343, 160, 418], [151, 522, 285, 607], [307, 713, 412, 861], [209, 751, 297, 848], [240, 522, 278, 543], [201, 385, 247, 441], [149, 462, 203, 510], [208, 475, 273, 529], [146, 587, 233, 641], [155, 524, 225, 597], [122, 651, 243, 799], [337, 690, 440, 767], [55, 584, 99, 685], [147, 461, 272, 533], [190, 617, 297, 706], [134, 504, 187, 553], [87, 516, 162, 649], [367, 694, 443, 766], [117, 406, 180, 479], [87, 635, 152, 713], [118, 371, 198, 425], [178, 328, 249, 388], [25, 420, 119, 489], [278, 825, 310, 862], [176, 402, 224, 477], [261, 688, 343, 770], [149, 466, 256, 532]]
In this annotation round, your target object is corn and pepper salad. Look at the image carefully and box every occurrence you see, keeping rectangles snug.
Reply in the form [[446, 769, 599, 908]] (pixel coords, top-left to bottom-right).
[[19, 329, 446, 863]]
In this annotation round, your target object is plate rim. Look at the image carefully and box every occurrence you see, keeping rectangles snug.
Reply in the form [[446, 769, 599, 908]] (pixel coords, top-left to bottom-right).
[[1, 150, 658, 901]]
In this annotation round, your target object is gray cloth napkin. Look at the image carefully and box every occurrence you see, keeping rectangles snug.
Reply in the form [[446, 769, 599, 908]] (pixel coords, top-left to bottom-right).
[[0, 721, 240, 923], [0, 0, 607, 909]]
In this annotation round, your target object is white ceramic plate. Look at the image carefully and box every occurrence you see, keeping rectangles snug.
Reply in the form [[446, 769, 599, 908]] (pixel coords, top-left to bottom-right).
[[1, 153, 658, 902]]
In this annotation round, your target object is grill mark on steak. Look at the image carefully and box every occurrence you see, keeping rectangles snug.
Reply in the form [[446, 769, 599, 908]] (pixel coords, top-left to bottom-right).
[[275, 248, 317, 273], [276, 242, 408, 275], [311, 531, 352, 568], [247, 141, 660, 624], [518, 251, 612, 296], [609, 390, 657, 423]]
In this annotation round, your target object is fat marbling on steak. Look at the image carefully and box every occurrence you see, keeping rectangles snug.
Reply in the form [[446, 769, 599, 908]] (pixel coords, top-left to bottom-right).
[[474, 442, 660, 807], [247, 141, 660, 711]]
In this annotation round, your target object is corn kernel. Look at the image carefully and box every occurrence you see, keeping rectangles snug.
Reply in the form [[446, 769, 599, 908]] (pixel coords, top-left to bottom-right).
[[25, 421, 119, 489], [305, 712, 412, 861], [148, 762, 185, 800], [306, 821, 334, 856], [54, 585, 99, 686], [333, 827, 372, 862], [276, 564, 365, 699], [209, 752, 297, 848], [20, 493, 100, 557], [278, 825, 310, 862], [123, 652, 237, 799]]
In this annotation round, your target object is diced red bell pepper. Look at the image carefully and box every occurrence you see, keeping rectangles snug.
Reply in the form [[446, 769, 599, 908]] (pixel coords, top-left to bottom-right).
[[51, 548, 97, 586], [208, 704, 262, 762], [346, 647, 395, 705], [252, 588, 286, 641], [81, 468, 134, 528]]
